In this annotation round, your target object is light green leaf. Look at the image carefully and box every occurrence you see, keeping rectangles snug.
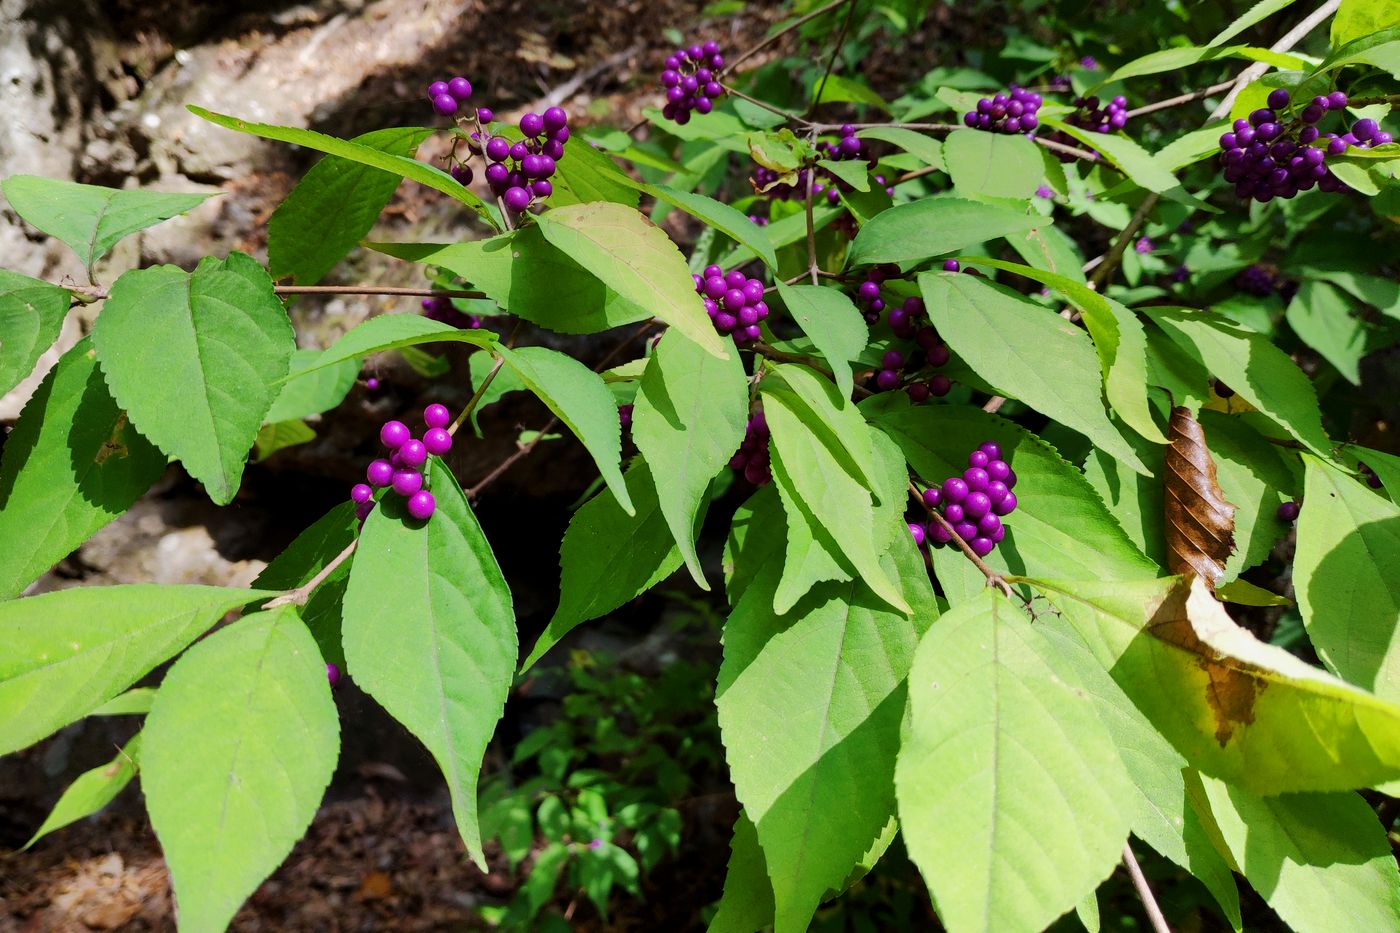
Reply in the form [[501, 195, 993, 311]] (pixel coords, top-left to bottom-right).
[[1147, 307, 1334, 459], [856, 127, 944, 170], [524, 459, 681, 670], [774, 284, 867, 400], [143, 605, 338, 933], [943, 129, 1043, 200], [343, 464, 515, 869], [1005, 222, 1088, 285], [267, 127, 431, 284], [549, 133, 640, 208], [467, 349, 526, 435], [709, 814, 775, 933], [264, 348, 359, 424], [848, 197, 1048, 267], [1037, 117, 1182, 193], [633, 330, 747, 587], [1211, 0, 1299, 46], [0, 338, 167, 600], [920, 273, 1151, 475], [24, 733, 142, 849], [252, 502, 358, 671], [537, 201, 727, 358], [90, 687, 157, 716], [969, 256, 1166, 444], [188, 107, 498, 227], [626, 181, 780, 269], [876, 405, 1159, 582], [719, 516, 933, 932], [284, 313, 495, 382], [1333, 0, 1400, 47], [1314, 25, 1400, 76], [1287, 280, 1368, 384], [718, 202, 844, 269], [496, 345, 631, 515], [0, 583, 272, 757], [1, 175, 212, 274], [1033, 575, 1400, 793], [812, 73, 890, 111], [1296, 455, 1400, 702], [896, 589, 1133, 933], [0, 270, 69, 397], [92, 254, 295, 504], [253, 419, 315, 461], [1200, 777, 1400, 933]]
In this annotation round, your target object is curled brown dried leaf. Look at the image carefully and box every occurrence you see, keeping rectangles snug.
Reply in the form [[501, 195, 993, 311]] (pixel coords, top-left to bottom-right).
[[1164, 406, 1236, 588]]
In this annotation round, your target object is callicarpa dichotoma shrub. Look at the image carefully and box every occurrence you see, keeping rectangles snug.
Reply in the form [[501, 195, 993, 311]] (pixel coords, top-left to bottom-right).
[[3, 0, 1400, 930]]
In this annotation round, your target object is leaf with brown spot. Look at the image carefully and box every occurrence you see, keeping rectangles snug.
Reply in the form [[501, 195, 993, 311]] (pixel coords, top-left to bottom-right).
[[1028, 575, 1400, 794], [1164, 406, 1236, 587]]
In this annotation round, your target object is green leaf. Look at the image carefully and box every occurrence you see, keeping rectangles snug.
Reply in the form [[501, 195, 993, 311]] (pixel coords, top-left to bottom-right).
[[969, 257, 1166, 444], [633, 330, 747, 587], [90, 687, 157, 716], [624, 181, 780, 270], [816, 158, 871, 192], [1, 175, 212, 274], [876, 405, 1158, 582], [0, 338, 167, 600], [496, 345, 631, 514], [762, 377, 907, 614], [252, 502, 358, 671], [1295, 455, 1400, 702], [369, 228, 650, 334], [92, 254, 295, 505], [1314, 25, 1400, 75], [1211, 0, 1299, 46], [1039, 618, 1243, 928], [1311, 269, 1400, 321], [1004, 221, 1088, 285], [536, 201, 728, 358], [1033, 575, 1400, 793], [774, 284, 867, 400], [267, 127, 431, 284], [1332, 0, 1400, 48], [718, 202, 844, 269], [253, 419, 315, 461], [856, 127, 943, 170], [709, 814, 775, 933], [942, 129, 1043, 200], [811, 73, 890, 111], [283, 313, 495, 381], [1146, 307, 1334, 459], [718, 517, 934, 932], [0, 270, 70, 397], [143, 605, 338, 933], [549, 134, 641, 208], [847, 197, 1048, 267], [896, 589, 1133, 933], [920, 273, 1151, 475], [1287, 280, 1368, 384], [467, 350, 526, 435], [767, 362, 882, 490], [188, 107, 499, 227], [1037, 117, 1183, 193], [24, 733, 142, 849], [1200, 777, 1400, 933], [524, 459, 681, 670], [0, 584, 273, 756], [264, 348, 359, 424], [343, 463, 515, 869]]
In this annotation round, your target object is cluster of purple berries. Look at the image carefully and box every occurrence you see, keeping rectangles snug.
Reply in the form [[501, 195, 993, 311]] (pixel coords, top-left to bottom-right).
[[660, 40, 725, 124], [752, 126, 872, 204], [963, 86, 1042, 134], [421, 295, 481, 329], [1237, 264, 1277, 296], [855, 266, 954, 400], [693, 264, 769, 345], [729, 412, 771, 486], [1217, 89, 1390, 202], [351, 405, 455, 523], [477, 107, 570, 214], [426, 76, 478, 117], [908, 442, 1019, 557], [1045, 94, 1130, 161]]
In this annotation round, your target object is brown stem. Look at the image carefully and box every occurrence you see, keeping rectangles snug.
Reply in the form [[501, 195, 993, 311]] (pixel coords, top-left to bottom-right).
[[1122, 842, 1173, 933], [1124, 81, 1235, 119], [804, 151, 820, 286], [910, 481, 1014, 598], [265, 539, 358, 609], [724, 0, 854, 74], [449, 356, 505, 436], [70, 283, 490, 302], [1209, 0, 1342, 120], [808, 0, 858, 115], [721, 84, 813, 125]]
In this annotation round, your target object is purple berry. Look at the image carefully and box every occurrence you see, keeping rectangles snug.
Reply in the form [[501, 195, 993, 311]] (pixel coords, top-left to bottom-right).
[[326, 662, 341, 686], [977, 513, 1002, 537], [424, 404, 450, 429], [407, 490, 436, 521], [978, 441, 1002, 459], [351, 483, 373, 504], [929, 523, 954, 545], [423, 427, 453, 456], [367, 459, 394, 487], [477, 107, 494, 123], [943, 478, 969, 503], [1327, 91, 1348, 110], [486, 137, 510, 161], [922, 487, 942, 508], [993, 492, 1018, 515], [504, 186, 532, 212], [447, 76, 473, 101], [963, 491, 992, 519], [964, 467, 990, 491], [954, 521, 979, 542], [858, 280, 881, 301], [985, 480, 1010, 505], [520, 112, 544, 137], [986, 459, 1011, 483], [1266, 88, 1290, 110], [943, 503, 965, 524], [943, 259, 961, 272], [969, 537, 995, 557], [1352, 118, 1379, 142], [399, 439, 428, 468], [428, 81, 450, 98], [392, 469, 424, 497], [380, 420, 410, 448], [365, 377, 380, 390], [882, 350, 904, 370], [908, 522, 927, 547], [1277, 500, 1300, 522], [432, 94, 458, 116], [876, 369, 900, 391], [969, 450, 990, 469], [543, 106, 568, 132]]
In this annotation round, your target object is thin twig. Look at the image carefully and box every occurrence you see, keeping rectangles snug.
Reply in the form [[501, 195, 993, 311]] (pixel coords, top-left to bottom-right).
[[910, 481, 1015, 598], [721, 84, 813, 125], [69, 283, 490, 302], [804, 147, 820, 286], [1125, 80, 1235, 119], [1209, 0, 1342, 120], [449, 356, 505, 435], [724, 0, 854, 74], [1122, 843, 1173, 933], [808, 0, 859, 115], [265, 539, 358, 609]]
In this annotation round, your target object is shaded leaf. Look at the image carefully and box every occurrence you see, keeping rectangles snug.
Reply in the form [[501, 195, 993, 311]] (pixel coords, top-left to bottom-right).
[[24, 733, 142, 849], [0, 270, 70, 397]]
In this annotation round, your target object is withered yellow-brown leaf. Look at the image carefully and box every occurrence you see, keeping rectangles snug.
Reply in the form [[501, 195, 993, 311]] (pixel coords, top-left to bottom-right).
[[1164, 406, 1235, 587]]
